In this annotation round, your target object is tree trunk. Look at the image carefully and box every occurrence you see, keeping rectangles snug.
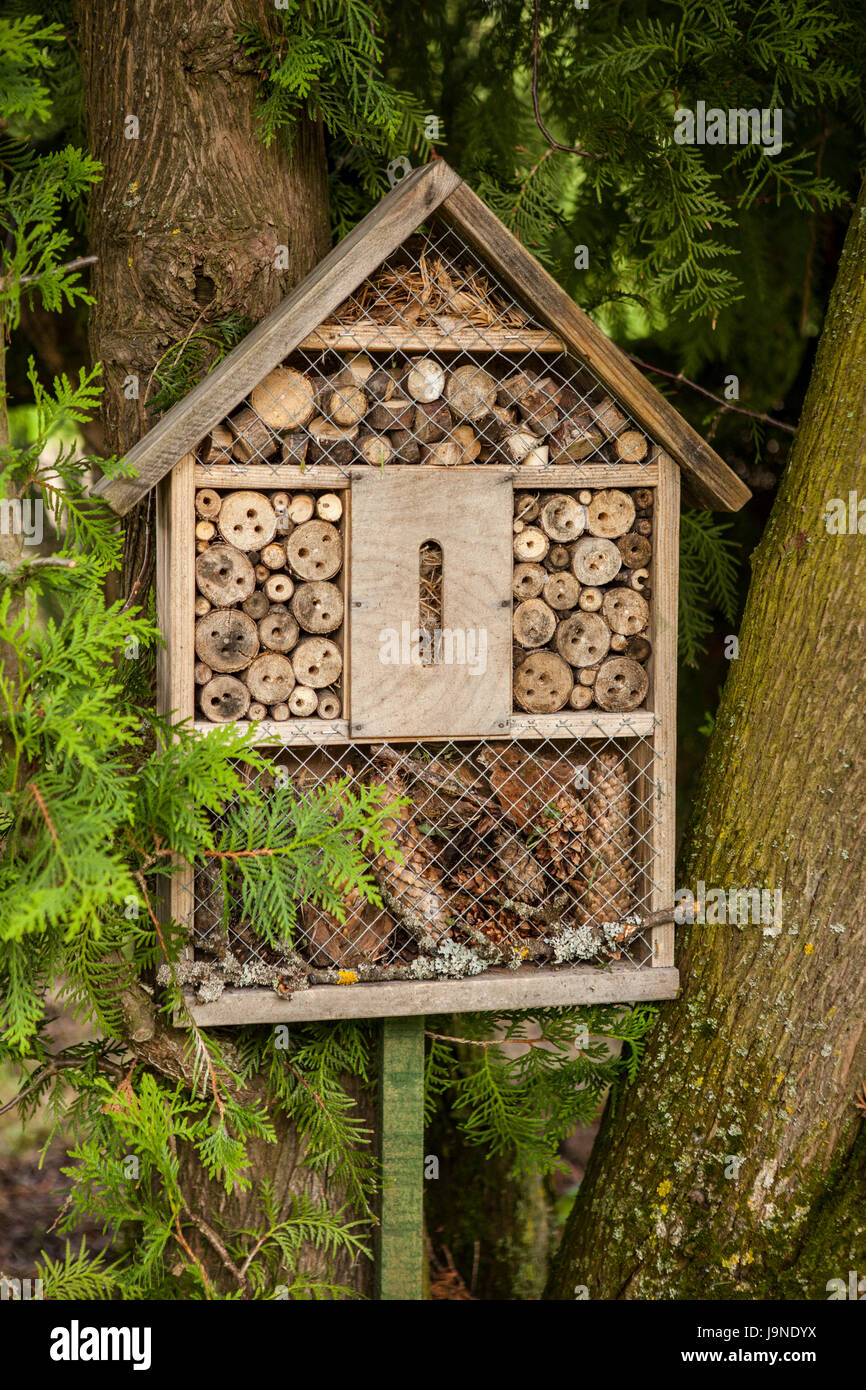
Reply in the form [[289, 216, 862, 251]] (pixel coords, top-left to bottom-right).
[[73, 1, 375, 1297], [74, 0, 330, 591], [547, 176, 866, 1301]]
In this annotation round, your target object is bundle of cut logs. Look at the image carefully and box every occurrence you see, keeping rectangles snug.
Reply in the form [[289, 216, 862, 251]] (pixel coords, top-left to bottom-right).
[[196, 354, 653, 474], [192, 739, 646, 988], [512, 486, 652, 713], [193, 486, 344, 723]]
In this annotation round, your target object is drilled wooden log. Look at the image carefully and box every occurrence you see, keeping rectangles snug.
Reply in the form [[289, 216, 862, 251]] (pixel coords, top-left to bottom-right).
[[291, 580, 343, 634], [263, 572, 295, 604], [316, 493, 343, 522], [258, 611, 299, 654], [571, 536, 622, 586], [578, 586, 603, 613], [288, 685, 318, 717], [317, 690, 341, 718], [291, 637, 342, 688], [513, 527, 549, 563], [217, 490, 277, 551], [586, 489, 636, 539], [513, 598, 557, 649], [200, 674, 250, 723], [540, 494, 586, 543], [542, 571, 581, 610], [513, 651, 574, 713], [601, 587, 649, 636], [555, 611, 611, 668], [512, 562, 548, 600], [617, 532, 653, 568], [195, 487, 222, 518], [195, 544, 255, 607], [286, 520, 342, 580], [593, 656, 648, 712], [244, 653, 296, 704], [195, 610, 259, 673]]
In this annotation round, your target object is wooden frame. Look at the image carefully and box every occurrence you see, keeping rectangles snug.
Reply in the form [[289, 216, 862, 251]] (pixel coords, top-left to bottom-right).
[[137, 164, 729, 1024], [160, 459, 679, 1024]]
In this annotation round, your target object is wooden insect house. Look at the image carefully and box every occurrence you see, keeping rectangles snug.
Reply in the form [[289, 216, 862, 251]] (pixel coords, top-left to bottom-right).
[[95, 161, 750, 1025]]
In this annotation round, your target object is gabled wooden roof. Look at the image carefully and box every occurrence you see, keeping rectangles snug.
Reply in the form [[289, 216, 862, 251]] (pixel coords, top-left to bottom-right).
[[93, 160, 750, 514]]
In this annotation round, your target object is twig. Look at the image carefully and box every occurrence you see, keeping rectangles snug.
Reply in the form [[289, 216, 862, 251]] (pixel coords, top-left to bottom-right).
[[531, 0, 602, 161], [626, 354, 797, 435], [15, 255, 97, 289], [121, 491, 154, 612]]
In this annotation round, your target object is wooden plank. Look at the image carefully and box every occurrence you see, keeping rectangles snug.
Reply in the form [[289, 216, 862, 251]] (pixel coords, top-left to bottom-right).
[[193, 718, 350, 746], [516, 463, 658, 490], [348, 467, 513, 739], [439, 182, 751, 513], [377, 1017, 425, 1301], [508, 712, 655, 739], [156, 455, 196, 956], [92, 161, 464, 515], [193, 465, 351, 490], [300, 323, 564, 353], [185, 963, 680, 1025], [649, 454, 679, 968]]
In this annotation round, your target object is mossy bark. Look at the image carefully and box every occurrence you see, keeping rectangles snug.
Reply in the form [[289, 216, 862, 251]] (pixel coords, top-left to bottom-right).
[[547, 179, 866, 1301], [74, 3, 374, 1298]]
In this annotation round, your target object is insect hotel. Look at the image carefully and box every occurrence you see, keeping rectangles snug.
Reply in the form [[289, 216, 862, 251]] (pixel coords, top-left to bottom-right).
[[95, 161, 750, 1025]]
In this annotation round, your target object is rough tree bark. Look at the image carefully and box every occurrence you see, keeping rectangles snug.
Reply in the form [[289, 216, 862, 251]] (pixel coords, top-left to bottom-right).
[[74, 0, 330, 588], [74, 1, 374, 1296], [547, 180, 866, 1300]]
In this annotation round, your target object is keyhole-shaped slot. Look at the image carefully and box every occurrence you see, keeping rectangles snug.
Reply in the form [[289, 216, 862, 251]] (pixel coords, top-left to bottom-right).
[[419, 539, 443, 666]]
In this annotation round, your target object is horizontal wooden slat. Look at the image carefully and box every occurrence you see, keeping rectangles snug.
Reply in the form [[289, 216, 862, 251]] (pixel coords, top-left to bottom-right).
[[193, 718, 349, 746], [515, 463, 658, 490], [299, 323, 564, 353], [185, 963, 680, 1024], [439, 181, 751, 513], [92, 161, 463, 515], [508, 712, 655, 739], [192, 465, 351, 490]]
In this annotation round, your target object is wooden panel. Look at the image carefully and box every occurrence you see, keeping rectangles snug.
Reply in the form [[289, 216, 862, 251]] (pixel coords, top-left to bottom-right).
[[349, 467, 513, 738], [93, 161, 463, 515], [185, 963, 680, 1024], [377, 1017, 425, 1301], [194, 719, 350, 746], [156, 454, 195, 724], [508, 712, 655, 740], [518, 463, 658, 490], [193, 465, 351, 490], [156, 455, 196, 954], [439, 181, 750, 513], [301, 323, 564, 353], [649, 454, 679, 968]]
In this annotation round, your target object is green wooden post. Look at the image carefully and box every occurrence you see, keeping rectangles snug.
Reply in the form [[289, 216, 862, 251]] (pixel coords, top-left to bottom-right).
[[377, 1015, 425, 1300]]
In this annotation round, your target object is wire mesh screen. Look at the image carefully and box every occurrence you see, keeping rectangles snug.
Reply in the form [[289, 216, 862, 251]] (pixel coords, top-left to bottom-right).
[[192, 220, 660, 477], [171, 730, 660, 1005]]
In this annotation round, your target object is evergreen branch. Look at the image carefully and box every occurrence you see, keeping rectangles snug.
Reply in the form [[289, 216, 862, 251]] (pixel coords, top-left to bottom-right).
[[627, 353, 797, 434]]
